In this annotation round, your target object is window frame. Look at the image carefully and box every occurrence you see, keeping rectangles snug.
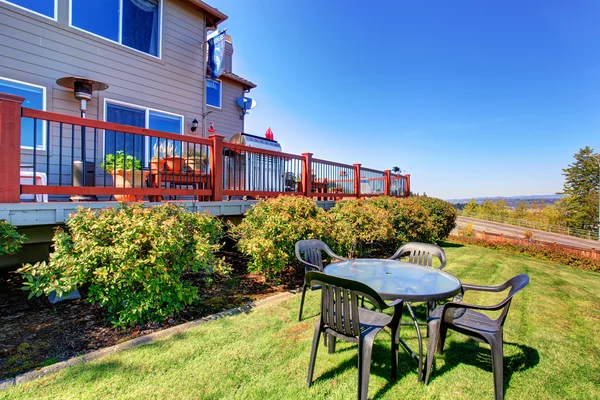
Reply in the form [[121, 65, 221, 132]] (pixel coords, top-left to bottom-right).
[[0, 0, 58, 21], [0, 76, 48, 151], [69, 0, 163, 59], [206, 78, 222, 109], [103, 98, 184, 166]]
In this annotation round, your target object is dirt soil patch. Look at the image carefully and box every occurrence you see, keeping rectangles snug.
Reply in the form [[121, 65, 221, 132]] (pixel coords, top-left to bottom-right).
[[0, 249, 304, 380]]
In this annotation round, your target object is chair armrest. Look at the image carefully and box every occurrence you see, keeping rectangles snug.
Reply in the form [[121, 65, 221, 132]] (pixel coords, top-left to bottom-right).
[[297, 259, 323, 272], [443, 296, 511, 315], [462, 283, 506, 293], [386, 299, 403, 308]]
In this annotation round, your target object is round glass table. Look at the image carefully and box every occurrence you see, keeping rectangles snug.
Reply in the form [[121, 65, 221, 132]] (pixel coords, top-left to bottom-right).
[[324, 259, 462, 382]]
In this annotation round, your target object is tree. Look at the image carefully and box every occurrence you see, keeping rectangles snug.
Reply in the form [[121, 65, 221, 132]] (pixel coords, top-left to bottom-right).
[[513, 201, 528, 220], [560, 146, 599, 229], [463, 199, 478, 215]]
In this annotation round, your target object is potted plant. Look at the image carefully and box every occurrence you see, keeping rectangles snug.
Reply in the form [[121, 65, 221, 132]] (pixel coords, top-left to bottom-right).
[[151, 141, 184, 173], [183, 144, 208, 173], [102, 151, 148, 202]]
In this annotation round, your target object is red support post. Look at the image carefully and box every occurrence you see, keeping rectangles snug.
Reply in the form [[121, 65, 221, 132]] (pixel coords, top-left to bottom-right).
[[0, 93, 24, 203], [405, 173, 411, 197], [384, 169, 391, 196], [209, 134, 225, 201], [353, 163, 361, 198], [301, 152, 313, 197]]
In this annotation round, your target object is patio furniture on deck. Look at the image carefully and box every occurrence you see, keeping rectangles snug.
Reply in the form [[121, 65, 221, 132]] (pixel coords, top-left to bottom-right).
[[388, 242, 447, 336], [305, 271, 403, 400], [148, 170, 209, 201], [325, 258, 461, 382], [424, 274, 530, 400], [295, 239, 347, 321], [20, 170, 48, 202]]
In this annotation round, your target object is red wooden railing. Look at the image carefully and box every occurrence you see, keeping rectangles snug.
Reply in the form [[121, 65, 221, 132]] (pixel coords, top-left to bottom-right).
[[0, 94, 410, 203]]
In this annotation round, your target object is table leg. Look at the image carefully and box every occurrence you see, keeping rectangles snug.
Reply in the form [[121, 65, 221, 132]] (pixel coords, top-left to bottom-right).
[[406, 303, 424, 382]]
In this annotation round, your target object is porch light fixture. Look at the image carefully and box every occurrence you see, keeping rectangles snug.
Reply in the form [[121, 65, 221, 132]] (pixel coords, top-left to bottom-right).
[[56, 76, 109, 118], [191, 118, 199, 132]]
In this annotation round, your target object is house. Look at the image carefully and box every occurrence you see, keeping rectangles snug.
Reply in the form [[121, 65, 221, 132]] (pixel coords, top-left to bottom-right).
[[0, 0, 256, 188]]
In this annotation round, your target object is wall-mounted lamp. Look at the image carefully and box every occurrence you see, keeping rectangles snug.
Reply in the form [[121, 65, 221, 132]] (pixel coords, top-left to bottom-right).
[[191, 118, 199, 132]]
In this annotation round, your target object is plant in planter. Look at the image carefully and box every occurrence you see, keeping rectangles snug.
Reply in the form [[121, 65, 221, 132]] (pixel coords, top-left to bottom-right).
[[183, 144, 208, 173], [151, 141, 184, 173], [101, 151, 148, 202]]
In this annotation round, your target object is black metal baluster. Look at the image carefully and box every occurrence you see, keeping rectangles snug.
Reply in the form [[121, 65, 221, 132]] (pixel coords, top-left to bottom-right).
[[32, 118, 37, 186], [59, 122, 63, 186]]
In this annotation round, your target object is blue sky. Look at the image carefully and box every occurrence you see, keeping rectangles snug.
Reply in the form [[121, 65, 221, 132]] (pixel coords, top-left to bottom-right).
[[208, 0, 600, 199]]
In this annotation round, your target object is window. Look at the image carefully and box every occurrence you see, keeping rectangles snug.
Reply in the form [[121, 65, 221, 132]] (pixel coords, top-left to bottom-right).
[[71, 0, 161, 57], [206, 79, 221, 108], [104, 100, 183, 164], [1, 0, 56, 19], [0, 77, 46, 149]]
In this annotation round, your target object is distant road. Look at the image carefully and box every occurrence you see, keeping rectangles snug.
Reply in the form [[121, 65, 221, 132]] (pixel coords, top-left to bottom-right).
[[457, 216, 600, 250]]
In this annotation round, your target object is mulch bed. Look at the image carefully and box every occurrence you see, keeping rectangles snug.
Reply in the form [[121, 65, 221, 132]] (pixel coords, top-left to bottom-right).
[[0, 249, 304, 380]]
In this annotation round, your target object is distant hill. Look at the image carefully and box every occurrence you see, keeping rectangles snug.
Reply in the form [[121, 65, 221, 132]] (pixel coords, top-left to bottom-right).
[[447, 194, 563, 208]]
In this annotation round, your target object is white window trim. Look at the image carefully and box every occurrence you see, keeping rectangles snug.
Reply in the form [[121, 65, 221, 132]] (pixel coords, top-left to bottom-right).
[[0, 0, 58, 21], [103, 98, 184, 165], [206, 78, 222, 110], [68, 0, 163, 59], [0, 76, 48, 151]]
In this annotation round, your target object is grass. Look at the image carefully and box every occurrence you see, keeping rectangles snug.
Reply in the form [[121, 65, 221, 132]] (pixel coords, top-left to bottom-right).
[[2, 243, 600, 399]]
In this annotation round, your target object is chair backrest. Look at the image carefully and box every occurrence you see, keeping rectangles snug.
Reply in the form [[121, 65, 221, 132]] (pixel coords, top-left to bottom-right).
[[305, 271, 387, 339], [295, 239, 344, 272], [389, 242, 447, 269], [495, 274, 530, 326]]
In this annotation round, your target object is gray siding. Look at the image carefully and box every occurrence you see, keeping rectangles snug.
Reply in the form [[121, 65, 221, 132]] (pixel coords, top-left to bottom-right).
[[0, 0, 215, 188], [208, 78, 245, 140]]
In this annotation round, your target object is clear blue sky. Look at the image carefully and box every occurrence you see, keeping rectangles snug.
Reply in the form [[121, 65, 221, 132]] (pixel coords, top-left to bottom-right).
[[208, 0, 600, 199]]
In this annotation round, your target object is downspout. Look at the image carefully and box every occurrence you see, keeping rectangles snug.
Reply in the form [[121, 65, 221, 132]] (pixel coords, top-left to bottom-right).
[[201, 14, 208, 138]]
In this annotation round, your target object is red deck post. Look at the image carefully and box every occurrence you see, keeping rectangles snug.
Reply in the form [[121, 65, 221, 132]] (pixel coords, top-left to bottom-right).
[[405, 173, 411, 197], [301, 153, 313, 197], [0, 93, 24, 203], [209, 134, 225, 201], [384, 169, 391, 196], [353, 163, 361, 198]]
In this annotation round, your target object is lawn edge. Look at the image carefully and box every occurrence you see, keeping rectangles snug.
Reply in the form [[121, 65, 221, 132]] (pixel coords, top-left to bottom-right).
[[0, 290, 296, 391]]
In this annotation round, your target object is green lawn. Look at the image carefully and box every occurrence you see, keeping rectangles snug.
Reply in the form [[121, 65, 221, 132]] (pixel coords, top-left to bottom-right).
[[3, 243, 600, 399]]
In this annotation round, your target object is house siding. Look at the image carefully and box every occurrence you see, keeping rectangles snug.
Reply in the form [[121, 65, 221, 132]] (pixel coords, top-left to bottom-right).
[[208, 78, 245, 140], [0, 0, 210, 187]]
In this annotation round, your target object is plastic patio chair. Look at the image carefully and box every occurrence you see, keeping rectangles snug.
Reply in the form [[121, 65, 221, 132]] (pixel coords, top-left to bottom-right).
[[424, 274, 530, 400], [295, 239, 348, 321], [305, 271, 403, 400], [388, 242, 447, 335]]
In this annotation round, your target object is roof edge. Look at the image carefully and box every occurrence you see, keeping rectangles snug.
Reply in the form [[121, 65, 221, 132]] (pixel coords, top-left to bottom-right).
[[179, 0, 228, 29]]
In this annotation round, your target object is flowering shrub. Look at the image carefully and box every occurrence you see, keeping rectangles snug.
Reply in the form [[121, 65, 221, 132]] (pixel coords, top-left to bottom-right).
[[229, 196, 329, 278], [19, 204, 225, 327], [451, 235, 600, 272], [370, 196, 437, 244], [412, 197, 457, 241], [327, 199, 396, 258], [0, 220, 26, 255]]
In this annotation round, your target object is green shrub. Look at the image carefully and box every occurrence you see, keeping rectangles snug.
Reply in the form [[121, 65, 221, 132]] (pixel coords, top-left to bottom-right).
[[18, 203, 225, 327], [0, 220, 26, 255], [370, 196, 437, 244], [327, 199, 396, 258], [412, 196, 457, 241], [229, 196, 328, 278]]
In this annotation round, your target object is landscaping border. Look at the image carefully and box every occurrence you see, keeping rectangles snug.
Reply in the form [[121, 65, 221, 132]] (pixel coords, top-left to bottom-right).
[[0, 291, 296, 390]]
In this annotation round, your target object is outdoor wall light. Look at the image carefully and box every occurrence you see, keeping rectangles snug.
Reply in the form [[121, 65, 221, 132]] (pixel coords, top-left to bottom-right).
[[191, 118, 199, 132]]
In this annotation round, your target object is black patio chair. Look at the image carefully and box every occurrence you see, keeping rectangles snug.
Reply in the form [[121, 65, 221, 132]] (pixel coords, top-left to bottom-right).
[[424, 274, 530, 400], [388, 242, 447, 335], [305, 271, 403, 400], [295, 239, 348, 321]]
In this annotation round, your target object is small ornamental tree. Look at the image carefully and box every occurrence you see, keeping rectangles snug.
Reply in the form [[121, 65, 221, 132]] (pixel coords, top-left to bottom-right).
[[229, 195, 329, 278], [412, 196, 458, 241], [0, 220, 26, 256], [19, 204, 225, 327]]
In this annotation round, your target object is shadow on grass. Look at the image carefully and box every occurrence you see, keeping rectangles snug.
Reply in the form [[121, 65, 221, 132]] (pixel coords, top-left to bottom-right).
[[440, 241, 464, 248], [429, 339, 539, 394], [310, 336, 418, 400]]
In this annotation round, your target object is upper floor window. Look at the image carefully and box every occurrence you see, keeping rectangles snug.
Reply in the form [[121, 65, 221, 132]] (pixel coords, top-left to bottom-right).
[[1, 0, 56, 19], [71, 0, 161, 57], [0, 77, 46, 150], [206, 79, 221, 109]]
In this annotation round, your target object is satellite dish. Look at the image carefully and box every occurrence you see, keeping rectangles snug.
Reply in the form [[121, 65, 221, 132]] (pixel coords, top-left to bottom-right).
[[237, 97, 257, 115]]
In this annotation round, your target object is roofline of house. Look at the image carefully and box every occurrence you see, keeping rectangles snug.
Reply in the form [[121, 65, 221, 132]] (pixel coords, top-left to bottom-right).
[[221, 71, 257, 90], [180, 0, 228, 29]]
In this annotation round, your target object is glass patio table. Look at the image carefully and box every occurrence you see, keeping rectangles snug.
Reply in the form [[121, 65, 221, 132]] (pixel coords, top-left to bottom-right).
[[324, 258, 462, 382]]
